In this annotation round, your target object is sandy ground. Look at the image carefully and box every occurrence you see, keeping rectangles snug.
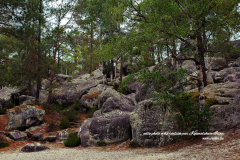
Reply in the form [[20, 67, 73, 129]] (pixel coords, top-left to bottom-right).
[[0, 126, 239, 160]]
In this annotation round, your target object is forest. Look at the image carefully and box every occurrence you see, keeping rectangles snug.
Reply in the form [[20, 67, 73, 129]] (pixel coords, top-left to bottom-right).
[[1, 0, 240, 154]]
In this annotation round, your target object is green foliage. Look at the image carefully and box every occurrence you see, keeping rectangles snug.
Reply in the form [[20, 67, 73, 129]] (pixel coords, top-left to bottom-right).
[[0, 142, 9, 148], [166, 92, 212, 132], [64, 132, 81, 147], [63, 109, 80, 122], [60, 118, 71, 129], [86, 107, 98, 118], [128, 141, 141, 148], [96, 140, 107, 147], [113, 82, 119, 90], [118, 73, 135, 94], [50, 102, 64, 113], [0, 108, 7, 115]]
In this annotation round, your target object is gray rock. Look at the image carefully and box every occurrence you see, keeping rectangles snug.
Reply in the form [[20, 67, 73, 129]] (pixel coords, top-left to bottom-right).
[[8, 131, 27, 141], [98, 88, 135, 113], [189, 82, 240, 131], [208, 104, 240, 132], [42, 136, 56, 142], [92, 110, 102, 117], [213, 67, 240, 83], [19, 95, 35, 105], [21, 143, 49, 152], [0, 87, 20, 109], [205, 57, 227, 71], [232, 57, 240, 67], [78, 110, 131, 147], [5, 105, 45, 131], [130, 99, 180, 147], [56, 130, 69, 141], [135, 82, 154, 103], [31, 132, 43, 141]]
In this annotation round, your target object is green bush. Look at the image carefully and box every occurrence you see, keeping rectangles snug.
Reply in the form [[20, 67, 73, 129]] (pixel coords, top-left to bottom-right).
[[113, 82, 119, 90], [0, 142, 10, 148], [129, 141, 141, 148], [64, 132, 81, 147], [170, 92, 212, 132], [0, 108, 7, 115], [50, 102, 64, 113], [86, 107, 98, 118], [60, 118, 71, 129], [96, 140, 107, 147], [63, 109, 80, 122]]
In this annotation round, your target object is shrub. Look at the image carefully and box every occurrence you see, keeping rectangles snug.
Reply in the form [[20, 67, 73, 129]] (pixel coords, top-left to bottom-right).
[[64, 132, 81, 147], [0, 108, 7, 115], [62, 109, 80, 122], [60, 118, 71, 129], [129, 141, 141, 148], [96, 140, 107, 147], [50, 102, 64, 113], [0, 142, 9, 148], [86, 107, 98, 118], [113, 82, 119, 90]]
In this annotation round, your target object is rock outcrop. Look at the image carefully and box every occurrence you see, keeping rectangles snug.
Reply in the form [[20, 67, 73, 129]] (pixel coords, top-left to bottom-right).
[[5, 105, 45, 131], [189, 82, 240, 132], [0, 87, 20, 109], [98, 88, 135, 113], [79, 84, 112, 112], [78, 110, 131, 147], [21, 143, 49, 152], [39, 69, 106, 107], [130, 99, 180, 147]]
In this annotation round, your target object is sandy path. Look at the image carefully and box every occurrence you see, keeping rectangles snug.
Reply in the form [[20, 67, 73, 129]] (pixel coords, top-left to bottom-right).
[[0, 125, 239, 160], [0, 137, 239, 160]]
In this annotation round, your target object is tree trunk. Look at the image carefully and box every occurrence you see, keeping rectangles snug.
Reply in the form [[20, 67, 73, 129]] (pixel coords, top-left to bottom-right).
[[35, 0, 42, 104]]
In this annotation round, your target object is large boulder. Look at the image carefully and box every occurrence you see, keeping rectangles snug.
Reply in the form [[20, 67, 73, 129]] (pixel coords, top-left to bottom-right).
[[0, 87, 20, 109], [21, 143, 49, 152], [214, 67, 240, 83], [79, 84, 112, 112], [40, 69, 106, 107], [8, 131, 28, 141], [205, 57, 227, 71], [232, 57, 240, 67], [98, 88, 135, 113], [189, 82, 240, 131], [135, 82, 154, 103], [130, 99, 180, 147], [78, 110, 131, 147], [5, 105, 45, 131]]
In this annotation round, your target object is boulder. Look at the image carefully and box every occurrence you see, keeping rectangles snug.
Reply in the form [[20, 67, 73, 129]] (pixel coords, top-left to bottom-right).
[[56, 130, 69, 141], [205, 57, 227, 71], [19, 95, 35, 105], [41, 69, 107, 108], [232, 57, 240, 67], [135, 82, 154, 103], [21, 143, 49, 152], [8, 131, 27, 141], [79, 84, 112, 111], [31, 132, 43, 141], [92, 110, 102, 117], [0, 134, 12, 142], [42, 135, 56, 142], [78, 110, 131, 147], [130, 99, 180, 147], [213, 67, 240, 83], [5, 105, 45, 131], [98, 88, 135, 113], [0, 87, 20, 109], [189, 82, 240, 131]]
